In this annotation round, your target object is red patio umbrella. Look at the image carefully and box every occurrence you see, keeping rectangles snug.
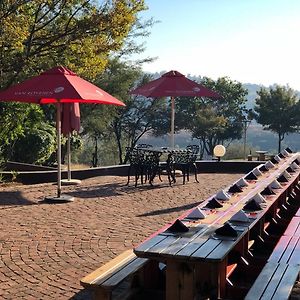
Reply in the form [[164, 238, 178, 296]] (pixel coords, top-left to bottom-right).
[[61, 102, 81, 185], [0, 66, 125, 202], [130, 70, 220, 148]]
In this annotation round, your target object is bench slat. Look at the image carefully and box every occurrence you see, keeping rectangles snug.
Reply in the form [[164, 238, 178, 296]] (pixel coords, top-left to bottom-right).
[[268, 236, 291, 263], [289, 236, 300, 265], [102, 256, 148, 289], [260, 263, 288, 300], [284, 217, 300, 236], [280, 236, 299, 264], [80, 249, 135, 287], [272, 264, 300, 300], [245, 262, 279, 300]]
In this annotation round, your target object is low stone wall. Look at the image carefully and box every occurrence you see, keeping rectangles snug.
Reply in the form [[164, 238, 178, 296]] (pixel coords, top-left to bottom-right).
[[1, 160, 262, 185], [4, 161, 56, 171]]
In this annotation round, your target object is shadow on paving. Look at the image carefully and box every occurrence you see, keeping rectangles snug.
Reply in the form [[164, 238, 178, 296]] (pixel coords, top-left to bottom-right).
[[120, 183, 169, 193], [67, 182, 125, 199], [67, 181, 168, 199], [137, 201, 202, 217], [0, 191, 36, 206]]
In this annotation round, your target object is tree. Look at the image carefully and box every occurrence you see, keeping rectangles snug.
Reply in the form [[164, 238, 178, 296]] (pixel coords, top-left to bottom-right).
[[82, 58, 168, 164], [176, 77, 249, 156], [0, 0, 153, 163], [0, 102, 48, 160], [11, 123, 56, 164], [188, 104, 228, 157], [0, 0, 151, 87], [80, 105, 116, 167], [254, 85, 300, 152]]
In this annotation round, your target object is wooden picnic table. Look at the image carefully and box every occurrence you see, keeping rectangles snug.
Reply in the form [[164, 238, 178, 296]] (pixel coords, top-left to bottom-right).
[[256, 150, 268, 161], [134, 152, 300, 299]]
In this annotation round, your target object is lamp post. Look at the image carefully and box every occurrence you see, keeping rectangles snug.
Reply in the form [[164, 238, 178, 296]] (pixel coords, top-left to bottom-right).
[[242, 119, 251, 160]]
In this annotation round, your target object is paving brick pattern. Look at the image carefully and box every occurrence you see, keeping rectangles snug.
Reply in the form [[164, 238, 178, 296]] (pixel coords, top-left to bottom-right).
[[0, 173, 243, 299]]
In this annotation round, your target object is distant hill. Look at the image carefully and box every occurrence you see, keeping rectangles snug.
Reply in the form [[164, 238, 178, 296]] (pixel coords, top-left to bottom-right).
[[243, 83, 262, 109], [246, 124, 300, 153]]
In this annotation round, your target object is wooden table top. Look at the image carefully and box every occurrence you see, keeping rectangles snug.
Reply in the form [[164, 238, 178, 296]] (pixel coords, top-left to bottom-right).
[[134, 153, 300, 263]]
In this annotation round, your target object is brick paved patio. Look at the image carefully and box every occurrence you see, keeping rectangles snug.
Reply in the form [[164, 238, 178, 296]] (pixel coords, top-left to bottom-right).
[[0, 173, 242, 299]]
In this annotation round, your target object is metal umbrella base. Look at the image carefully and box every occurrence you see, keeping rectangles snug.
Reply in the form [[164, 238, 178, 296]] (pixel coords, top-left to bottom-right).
[[61, 179, 81, 186], [41, 194, 75, 203]]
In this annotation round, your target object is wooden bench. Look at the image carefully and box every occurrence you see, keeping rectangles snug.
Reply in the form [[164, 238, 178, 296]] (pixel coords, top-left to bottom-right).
[[80, 249, 152, 300], [283, 216, 300, 236], [244, 262, 299, 300], [245, 216, 300, 300], [268, 235, 300, 265]]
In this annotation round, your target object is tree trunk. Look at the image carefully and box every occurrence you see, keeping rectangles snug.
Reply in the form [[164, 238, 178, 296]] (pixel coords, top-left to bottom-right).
[[198, 140, 205, 160], [278, 132, 284, 153], [116, 136, 122, 164], [91, 136, 98, 167], [113, 121, 123, 164]]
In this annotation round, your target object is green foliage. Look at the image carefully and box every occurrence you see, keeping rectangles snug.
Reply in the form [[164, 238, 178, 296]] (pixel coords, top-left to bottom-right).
[[82, 58, 168, 164], [0, 102, 46, 157], [223, 143, 257, 160], [0, 0, 153, 165], [177, 77, 248, 155], [10, 170, 18, 182], [61, 133, 83, 164], [10, 123, 56, 164], [0, 146, 4, 183], [0, 0, 150, 87], [254, 85, 300, 152]]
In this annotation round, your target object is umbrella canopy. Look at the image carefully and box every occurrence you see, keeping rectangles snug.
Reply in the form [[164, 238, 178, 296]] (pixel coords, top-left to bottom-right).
[[130, 70, 220, 98], [0, 66, 125, 201], [130, 70, 220, 147], [0, 66, 125, 105]]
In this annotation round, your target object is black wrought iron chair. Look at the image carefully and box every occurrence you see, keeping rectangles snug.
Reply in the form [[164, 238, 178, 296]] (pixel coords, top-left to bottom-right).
[[125, 147, 144, 187], [126, 147, 161, 187], [186, 145, 199, 183], [142, 150, 162, 186], [166, 147, 199, 185], [167, 151, 189, 185], [186, 144, 199, 156]]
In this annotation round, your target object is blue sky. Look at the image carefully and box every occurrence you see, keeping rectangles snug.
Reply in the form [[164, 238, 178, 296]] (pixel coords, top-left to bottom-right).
[[136, 0, 300, 89]]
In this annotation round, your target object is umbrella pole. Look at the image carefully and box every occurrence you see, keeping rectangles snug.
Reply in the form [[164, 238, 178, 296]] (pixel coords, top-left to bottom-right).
[[57, 102, 62, 198], [67, 132, 71, 181], [60, 104, 81, 187], [170, 96, 175, 148], [43, 101, 74, 202]]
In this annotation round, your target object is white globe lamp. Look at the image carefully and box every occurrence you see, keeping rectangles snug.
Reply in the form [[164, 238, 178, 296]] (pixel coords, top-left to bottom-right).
[[213, 145, 226, 161]]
